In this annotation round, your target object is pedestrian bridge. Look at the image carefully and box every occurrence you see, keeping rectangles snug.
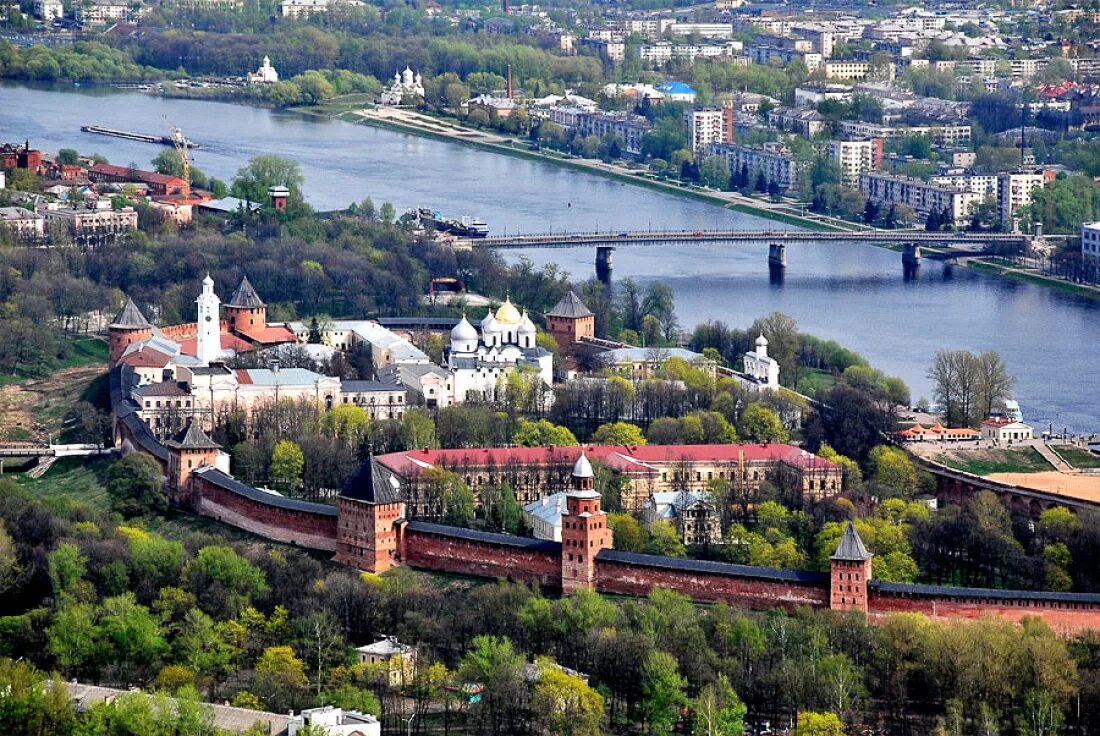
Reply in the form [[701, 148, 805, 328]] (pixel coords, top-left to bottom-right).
[[470, 229, 1033, 252]]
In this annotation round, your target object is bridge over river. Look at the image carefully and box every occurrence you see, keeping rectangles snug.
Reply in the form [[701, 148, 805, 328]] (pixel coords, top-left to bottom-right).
[[465, 229, 1042, 279]]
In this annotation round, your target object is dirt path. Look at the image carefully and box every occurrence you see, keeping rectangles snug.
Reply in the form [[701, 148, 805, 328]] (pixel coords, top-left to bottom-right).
[[0, 365, 105, 440]]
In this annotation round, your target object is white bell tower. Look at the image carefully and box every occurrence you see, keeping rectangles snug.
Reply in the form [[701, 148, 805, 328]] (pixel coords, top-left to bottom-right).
[[196, 274, 221, 364]]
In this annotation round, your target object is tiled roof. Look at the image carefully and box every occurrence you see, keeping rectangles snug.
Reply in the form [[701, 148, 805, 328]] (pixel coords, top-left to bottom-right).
[[109, 297, 151, 329], [406, 521, 562, 552], [133, 381, 191, 397], [164, 421, 220, 450], [118, 346, 172, 368], [226, 276, 265, 309], [546, 290, 593, 318], [599, 548, 827, 584], [236, 324, 297, 344], [196, 467, 337, 516], [341, 457, 403, 504], [831, 521, 872, 561]]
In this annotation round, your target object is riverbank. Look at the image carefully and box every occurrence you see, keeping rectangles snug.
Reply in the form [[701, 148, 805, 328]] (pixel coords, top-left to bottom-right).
[[297, 102, 864, 233], [963, 259, 1100, 300]]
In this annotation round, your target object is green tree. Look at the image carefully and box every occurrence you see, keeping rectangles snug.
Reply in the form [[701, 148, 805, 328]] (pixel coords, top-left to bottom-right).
[[107, 453, 167, 517], [400, 410, 438, 450], [46, 601, 101, 680], [792, 711, 846, 736], [184, 546, 269, 618], [738, 403, 788, 443], [231, 155, 305, 204], [641, 650, 686, 735], [512, 418, 578, 447], [608, 513, 646, 552], [0, 658, 76, 736], [531, 657, 604, 736], [57, 148, 79, 166], [0, 522, 21, 596], [253, 646, 309, 712], [867, 445, 917, 496], [269, 440, 304, 493], [99, 593, 169, 686], [48, 542, 86, 596], [693, 674, 746, 736], [592, 421, 647, 446]]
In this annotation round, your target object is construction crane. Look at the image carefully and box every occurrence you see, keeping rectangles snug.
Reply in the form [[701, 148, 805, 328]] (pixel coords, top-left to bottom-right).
[[163, 115, 191, 195]]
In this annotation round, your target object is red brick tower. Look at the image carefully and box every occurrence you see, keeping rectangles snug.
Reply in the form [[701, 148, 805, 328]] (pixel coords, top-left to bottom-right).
[[546, 291, 595, 367], [830, 520, 873, 613], [108, 296, 153, 367], [164, 421, 221, 505], [561, 453, 612, 594], [335, 457, 406, 573], [268, 186, 289, 212], [224, 275, 266, 335]]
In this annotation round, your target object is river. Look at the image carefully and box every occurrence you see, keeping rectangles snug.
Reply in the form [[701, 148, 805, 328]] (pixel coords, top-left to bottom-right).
[[2, 82, 1097, 432]]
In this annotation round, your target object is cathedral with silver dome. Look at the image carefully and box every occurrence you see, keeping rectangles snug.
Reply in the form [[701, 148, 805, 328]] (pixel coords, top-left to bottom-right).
[[447, 297, 554, 402]]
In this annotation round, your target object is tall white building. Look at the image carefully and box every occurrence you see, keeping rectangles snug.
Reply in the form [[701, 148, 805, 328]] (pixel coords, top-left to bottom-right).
[[827, 140, 877, 186], [998, 170, 1049, 230], [743, 334, 780, 389], [195, 274, 222, 365], [1083, 222, 1100, 259], [447, 299, 553, 403], [684, 108, 727, 152], [379, 67, 425, 106]]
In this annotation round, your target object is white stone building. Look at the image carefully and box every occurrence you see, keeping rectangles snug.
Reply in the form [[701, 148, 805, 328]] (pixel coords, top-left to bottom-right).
[[980, 419, 1034, 443], [247, 56, 279, 84], [742, 334, 780, 389], [380, 67, 425, 106], [447, 299, 553, 403], [684, 108, 727, 152], [827, 140, 877, 186]]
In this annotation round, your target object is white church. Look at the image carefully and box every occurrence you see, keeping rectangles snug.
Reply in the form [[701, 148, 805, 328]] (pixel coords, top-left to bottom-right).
[[742, 334, 780, 389], [447, 298, 553, 402], [379, 67, 425, 106], [247, 56, 279, 85]]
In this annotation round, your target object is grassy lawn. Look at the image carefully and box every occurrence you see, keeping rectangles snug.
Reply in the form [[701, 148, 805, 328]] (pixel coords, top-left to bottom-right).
[[796, 368, 837, 396], [14, 455, 113, 505], [1057, 446, 1100, 469], [934, 448, 1053, 475]]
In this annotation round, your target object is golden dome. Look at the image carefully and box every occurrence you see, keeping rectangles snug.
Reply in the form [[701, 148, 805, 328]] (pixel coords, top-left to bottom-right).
[[494, 297, 522, 325]]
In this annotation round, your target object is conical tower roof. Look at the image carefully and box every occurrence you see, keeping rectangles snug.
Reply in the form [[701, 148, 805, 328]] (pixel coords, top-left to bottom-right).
[[226, 275, 265, 309], [164, 420, 220, 450], [547, 290, 592, 318], [109, 296, 151, 330], [830, 520, 873, 561], [341, 456, 402, 504]]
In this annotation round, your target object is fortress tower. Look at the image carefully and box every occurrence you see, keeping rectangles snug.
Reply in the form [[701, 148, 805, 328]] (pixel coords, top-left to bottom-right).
[[195, 274, 221, 365], [336, 457, 406, 573], [224, 275, 266, 335], [546, 291, 594, 370], [164, 421, 220, 505], [830, 521, 873, 613], [107, 297, 153, 367], [561, 453, 612, 594]]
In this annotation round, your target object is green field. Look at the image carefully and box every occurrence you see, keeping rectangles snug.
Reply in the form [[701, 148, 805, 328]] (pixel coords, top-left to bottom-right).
[[1057, 446, 1100, 469], [934, 448, 1053, 475]]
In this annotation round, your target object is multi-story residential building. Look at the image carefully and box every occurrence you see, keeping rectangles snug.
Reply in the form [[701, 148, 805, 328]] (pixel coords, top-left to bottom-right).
[[581, 37, 625, 62], [0, 206, 45, 239], [606, 18, 673, 38], [668, 22, 733, 38], [827, 139, 878, 186], [768, 107, 827, 137], [824, 60, 895, 81], [746, 44, 823, 71], [794, 83, 853, 108], [684, 108, 728, 152], [707, 142, 806, 192], [929, 172, 998, 198], [74, 0, 131, 25], [859, 172, 982, 227], [645, 490, 722, 546], [838, 120, 971, 148], [1082, 222, 1100, 260], [998, 170, 1052, 230], [33, 0, 63, 20], [575, 111, 652, 155], [638, 42, 740, 65]]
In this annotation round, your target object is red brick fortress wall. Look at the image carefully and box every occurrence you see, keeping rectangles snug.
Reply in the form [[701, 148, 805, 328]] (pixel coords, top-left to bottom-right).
[[403, 522, 563, 589], [596, 550, 829, 610], [192, 471, 338, 552]]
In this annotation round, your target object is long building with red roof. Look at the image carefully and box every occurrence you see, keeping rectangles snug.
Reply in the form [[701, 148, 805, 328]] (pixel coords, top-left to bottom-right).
[[377, 443, 842, 513]]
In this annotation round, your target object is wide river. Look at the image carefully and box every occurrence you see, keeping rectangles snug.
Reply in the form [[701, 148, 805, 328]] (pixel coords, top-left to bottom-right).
[[2, 83, 1097, 432]]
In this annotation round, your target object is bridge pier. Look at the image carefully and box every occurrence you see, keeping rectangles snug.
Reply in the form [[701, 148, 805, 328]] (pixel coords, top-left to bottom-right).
[[902, 243, 922, 267], [768, 243, 787, 269], [595, 246, 615, 287]]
